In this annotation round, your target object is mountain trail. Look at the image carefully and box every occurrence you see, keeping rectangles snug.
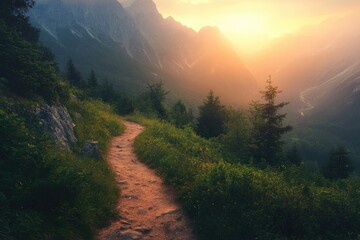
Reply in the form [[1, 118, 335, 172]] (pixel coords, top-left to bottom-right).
[[97, 121, 197, 240]]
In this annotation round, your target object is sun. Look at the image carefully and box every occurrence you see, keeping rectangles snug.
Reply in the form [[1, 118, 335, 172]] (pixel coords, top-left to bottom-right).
[[219, 14, 267, 35]]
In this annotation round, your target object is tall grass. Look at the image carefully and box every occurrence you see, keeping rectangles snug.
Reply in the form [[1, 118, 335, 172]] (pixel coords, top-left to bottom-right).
[[134, 119, 360, 240], [68, 99, 124, 153]]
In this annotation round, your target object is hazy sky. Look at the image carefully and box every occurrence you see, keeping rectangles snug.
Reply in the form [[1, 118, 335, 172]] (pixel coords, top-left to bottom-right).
[[121, 0, 360, 52]]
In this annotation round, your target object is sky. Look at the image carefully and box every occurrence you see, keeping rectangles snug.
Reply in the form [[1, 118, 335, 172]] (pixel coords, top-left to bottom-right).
[[121, 0, 360, 53]]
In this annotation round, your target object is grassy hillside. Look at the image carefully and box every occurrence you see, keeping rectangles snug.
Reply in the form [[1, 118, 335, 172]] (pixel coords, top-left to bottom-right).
[[0, 3, 125, 238], [0, 97, 124, 240], [131, 116, 360, 240]]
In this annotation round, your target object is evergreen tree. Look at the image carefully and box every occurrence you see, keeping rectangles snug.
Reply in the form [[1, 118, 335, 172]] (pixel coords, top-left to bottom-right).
[[88, 70, 98, 88], [66, 58, 82, 87], [147, 81, 169, 119], [323, 146, 354, 179], [170, 100, 193, 128], [196, 91, 226, 138], [250, 76, 292, 165]]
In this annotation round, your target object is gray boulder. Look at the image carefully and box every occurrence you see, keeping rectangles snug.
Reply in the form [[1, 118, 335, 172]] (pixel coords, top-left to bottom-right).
[[81, 141, 101, 159], [35, 105, 77, 151]]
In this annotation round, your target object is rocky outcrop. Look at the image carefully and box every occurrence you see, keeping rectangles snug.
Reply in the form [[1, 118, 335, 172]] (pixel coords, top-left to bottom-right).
[[81, 141, 101, 159], [35, 105, 77, 151]]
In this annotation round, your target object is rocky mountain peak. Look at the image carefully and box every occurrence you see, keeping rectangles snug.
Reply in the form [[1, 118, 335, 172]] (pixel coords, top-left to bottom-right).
[[127, 0, 159, 17]]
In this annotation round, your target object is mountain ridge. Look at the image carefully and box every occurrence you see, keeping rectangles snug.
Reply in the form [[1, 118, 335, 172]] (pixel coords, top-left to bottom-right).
[[31, 0, 257, 105]]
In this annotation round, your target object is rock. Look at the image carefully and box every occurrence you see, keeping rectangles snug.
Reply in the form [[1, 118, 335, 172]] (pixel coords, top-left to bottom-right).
[[120, 225, 131, 231], [156, 209, 179, 218], [120, 220, 131, 225], [107, 230, 143, 240], [116, 180, 128, 185], [81, 141, 101, 159], [35, 104, 77, 151], [122, 194, 139, 200], [134, 227, 151, 234]]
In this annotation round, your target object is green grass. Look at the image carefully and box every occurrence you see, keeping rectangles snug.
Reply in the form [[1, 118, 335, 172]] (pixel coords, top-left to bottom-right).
[[68, 99, 124, 153], [133, 118, 360, 240], [0, 98, 123, 240]]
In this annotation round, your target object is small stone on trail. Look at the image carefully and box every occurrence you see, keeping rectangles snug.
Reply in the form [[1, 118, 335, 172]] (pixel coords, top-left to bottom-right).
[[120, 225, 131, 231], [120, 220, 131, 225], [156, 209, 180, 218], [134, 227, 152, 234], [122, 194, 139, 200]]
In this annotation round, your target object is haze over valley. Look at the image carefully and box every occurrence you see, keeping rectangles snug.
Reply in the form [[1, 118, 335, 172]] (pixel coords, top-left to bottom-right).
[[3, 0, 360, 239]]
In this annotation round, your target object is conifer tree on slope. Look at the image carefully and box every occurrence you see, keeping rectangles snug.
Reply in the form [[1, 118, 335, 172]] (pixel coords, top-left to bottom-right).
[[66, 58, 82, 87], [323, 146, 354, 179], [196, 91, 226, 139], [250, 76, 292, 165]]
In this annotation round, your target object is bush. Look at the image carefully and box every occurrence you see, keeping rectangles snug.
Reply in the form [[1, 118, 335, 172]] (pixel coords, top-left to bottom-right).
[[134, 120, 360, 240]]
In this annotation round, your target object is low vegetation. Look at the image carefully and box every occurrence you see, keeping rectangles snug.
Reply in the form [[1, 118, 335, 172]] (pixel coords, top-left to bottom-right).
[[134, 119, 360, 240], [0, 2, 123, 239], [0, 98, 122, 240], [2, 0, 359, 239]]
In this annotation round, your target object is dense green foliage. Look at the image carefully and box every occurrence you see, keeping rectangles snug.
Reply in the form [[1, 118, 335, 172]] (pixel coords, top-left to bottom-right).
[[0, 3, 124, 239], [219, 108, 251, 162], [250, 77, 292, 165], [196, 91, 226, 138], [323, 146, 355, 180], [134, 119, 360, 240], [135, 81, 169, 119], [0, 20, 67, 103], [0, 98, 122, 239], [170, 100, 193, 128]]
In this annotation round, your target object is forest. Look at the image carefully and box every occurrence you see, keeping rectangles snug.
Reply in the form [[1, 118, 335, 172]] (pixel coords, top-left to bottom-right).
[[1, 0, 360, 239]]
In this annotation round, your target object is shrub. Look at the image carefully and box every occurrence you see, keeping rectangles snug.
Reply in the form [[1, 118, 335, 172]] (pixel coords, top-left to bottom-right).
[[134, 120, 360, 240]]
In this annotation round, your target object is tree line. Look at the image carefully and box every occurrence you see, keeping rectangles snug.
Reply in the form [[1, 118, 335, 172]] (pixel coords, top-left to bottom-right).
[[66, 58, 355, 180]]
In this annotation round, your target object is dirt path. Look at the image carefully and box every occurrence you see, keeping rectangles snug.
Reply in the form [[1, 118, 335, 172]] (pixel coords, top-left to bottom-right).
[[97, 121, 197, 240]]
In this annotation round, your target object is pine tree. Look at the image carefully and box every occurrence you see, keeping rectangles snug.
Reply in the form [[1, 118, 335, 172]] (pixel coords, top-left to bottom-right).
[[88, 70, 98, 88], [250, 76, 292, 165], [66, 58, 82, 87], [147, 82, 169, 119], [196, 91, 226, 138], [323, 146, 354, 179], [170, 100, 193, 128]]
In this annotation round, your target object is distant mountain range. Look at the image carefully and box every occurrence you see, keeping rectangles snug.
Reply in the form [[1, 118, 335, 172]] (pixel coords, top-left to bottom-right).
[[30, 0, 257, 105]]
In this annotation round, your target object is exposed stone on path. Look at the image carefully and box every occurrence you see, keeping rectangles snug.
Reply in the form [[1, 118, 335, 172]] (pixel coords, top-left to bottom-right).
[[134, 227, 152, 234]]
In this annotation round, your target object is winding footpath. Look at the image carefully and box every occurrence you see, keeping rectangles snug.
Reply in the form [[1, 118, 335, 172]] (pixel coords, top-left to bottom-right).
[[97, 121, 197, 240]]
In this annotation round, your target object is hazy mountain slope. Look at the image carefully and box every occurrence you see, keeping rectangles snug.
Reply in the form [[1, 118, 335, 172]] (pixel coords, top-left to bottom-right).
[[30, 0, 257, 105], [126, 0, 257, 105], [249, 13, 360, 117], [248, 13, 360, 162], [30, 0, 158, 93]]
